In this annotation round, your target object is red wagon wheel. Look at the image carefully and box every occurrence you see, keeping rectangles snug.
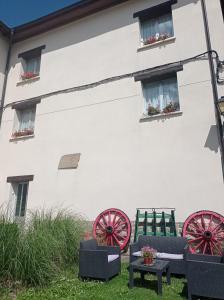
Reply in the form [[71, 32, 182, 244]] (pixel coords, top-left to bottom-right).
[[182, 210, 224, 255], [93, 208, 131, 252]]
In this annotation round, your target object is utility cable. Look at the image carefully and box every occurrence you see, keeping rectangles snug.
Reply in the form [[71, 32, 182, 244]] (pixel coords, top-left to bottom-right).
[[1, 49, 223, 111]]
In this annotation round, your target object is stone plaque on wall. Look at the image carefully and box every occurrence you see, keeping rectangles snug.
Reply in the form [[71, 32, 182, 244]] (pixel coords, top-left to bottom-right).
[[58, 153, 81, 169]]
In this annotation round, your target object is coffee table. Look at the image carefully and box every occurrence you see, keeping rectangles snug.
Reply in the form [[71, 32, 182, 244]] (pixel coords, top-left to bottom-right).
[[129, 258, 171, 295]]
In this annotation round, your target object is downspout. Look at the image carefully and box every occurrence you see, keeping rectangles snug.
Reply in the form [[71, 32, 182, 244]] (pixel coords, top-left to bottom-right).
[[0, 29, 13, 128], [201, 0, 224, 179]]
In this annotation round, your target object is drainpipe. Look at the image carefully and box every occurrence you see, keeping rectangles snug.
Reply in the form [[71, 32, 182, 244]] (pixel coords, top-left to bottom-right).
[[201, 0, 224, 179], [0, 29, 13, 128]]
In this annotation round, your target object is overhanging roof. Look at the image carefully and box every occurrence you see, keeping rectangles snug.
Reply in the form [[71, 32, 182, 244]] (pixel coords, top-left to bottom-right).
[[0, 20, 10, 38], [12, 0, 130, 43]]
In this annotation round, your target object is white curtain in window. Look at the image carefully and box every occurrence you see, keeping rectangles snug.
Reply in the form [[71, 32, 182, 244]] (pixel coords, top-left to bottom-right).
[[19, 108, 35, 131], [26, 57, 40, 74], [144, 77, 179, 113], [141, 13, 174, 41]]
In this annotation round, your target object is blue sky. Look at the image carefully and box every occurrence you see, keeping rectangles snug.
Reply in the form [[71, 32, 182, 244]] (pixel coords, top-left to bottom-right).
[[0, 0, 80, 27]]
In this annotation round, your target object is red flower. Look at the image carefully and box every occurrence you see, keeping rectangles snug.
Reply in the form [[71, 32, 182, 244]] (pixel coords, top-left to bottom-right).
[[21, 72, 38, 80]]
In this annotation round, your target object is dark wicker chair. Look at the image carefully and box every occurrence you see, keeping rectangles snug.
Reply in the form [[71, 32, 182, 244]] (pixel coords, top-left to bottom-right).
[[186, 253, 224, 300], [130, 236, 188, 275], [79, 239, 121, 281]]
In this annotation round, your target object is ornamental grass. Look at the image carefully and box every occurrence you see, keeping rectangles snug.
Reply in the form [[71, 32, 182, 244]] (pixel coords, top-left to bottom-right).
[[0, 209, 85, 287]]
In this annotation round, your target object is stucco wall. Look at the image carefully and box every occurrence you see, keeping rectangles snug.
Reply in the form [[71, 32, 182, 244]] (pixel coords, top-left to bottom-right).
[[0, 0, 224, 222], [0, 32, 8, 99]]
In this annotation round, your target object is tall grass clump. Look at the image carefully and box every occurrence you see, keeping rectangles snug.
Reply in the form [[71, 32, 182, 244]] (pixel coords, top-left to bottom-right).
[[0, 215, 20, 281], [0, 209, 86, 286]]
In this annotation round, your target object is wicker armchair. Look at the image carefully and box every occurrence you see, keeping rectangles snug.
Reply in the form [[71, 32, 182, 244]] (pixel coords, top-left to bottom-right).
[[79, 239, 121, 281], [186, 253, 224, 300]]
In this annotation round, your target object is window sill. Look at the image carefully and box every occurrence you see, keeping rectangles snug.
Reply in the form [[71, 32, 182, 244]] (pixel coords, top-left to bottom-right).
[[140, 110, 183, 122], [137, 37, 176, 52], [9, 134, 35, 142], [16, 76, 40, 86]]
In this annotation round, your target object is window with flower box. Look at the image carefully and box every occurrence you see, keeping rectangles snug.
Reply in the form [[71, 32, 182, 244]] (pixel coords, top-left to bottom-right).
[[22, 56, 41, 80], [13, 107, 36, 137], [11, 98, 40, 139], [134, 63, 182, 117], [134, 0, 177, 47], [18, 45, 45, 81], [143, 74, 180, 116]]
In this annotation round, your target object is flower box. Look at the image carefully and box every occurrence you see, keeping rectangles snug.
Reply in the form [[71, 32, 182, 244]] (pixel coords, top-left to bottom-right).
[[143, 33, 170, 46], [12, 129, 34, 138], [21, 72, 38, 80]]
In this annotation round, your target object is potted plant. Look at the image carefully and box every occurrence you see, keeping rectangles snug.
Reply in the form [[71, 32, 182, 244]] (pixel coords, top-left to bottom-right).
[[141, 246, 157, 265], [148, 105, 161, 116], [21, 72, 38, 80], [144, 36, 157, 45], [163, 102, 178, 114], [158, 33, 170, 41]]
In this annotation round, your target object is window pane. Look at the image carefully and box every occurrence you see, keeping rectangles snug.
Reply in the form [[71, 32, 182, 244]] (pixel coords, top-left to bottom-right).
[[141, 18, 158, 41], [15, 184, 22, 216], [25, 57, 40, 74], [158, 14, 174, 37], [18, 108, 35, 131], [20, 184, 28, 217], [141, 13, 173, 42], [144, 81, 160, 110], [15, 183, 28, 217], [161, 77, 179, 109]]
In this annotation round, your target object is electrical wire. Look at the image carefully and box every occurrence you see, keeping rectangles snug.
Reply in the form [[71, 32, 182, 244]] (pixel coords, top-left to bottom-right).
[[1, 49, 223, 111]]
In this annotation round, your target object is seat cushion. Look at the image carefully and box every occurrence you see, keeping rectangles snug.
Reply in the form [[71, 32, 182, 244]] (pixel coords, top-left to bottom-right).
[[156, 252, 183, 260], [132, 251, 142, 257], [108, 254, 119, 263]]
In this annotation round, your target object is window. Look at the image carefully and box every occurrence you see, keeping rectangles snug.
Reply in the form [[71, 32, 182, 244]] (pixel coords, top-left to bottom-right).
[[141, 13, 174, 45], [22, 56, 40, 80], [13, 106, 36, 138], [133, 0, 176, 46], [7, 175, 33, 221], [143, 75, 180, 116], [11, 98, 41, 139], [15, 182, 28, 217], [18, 45, 45, 81]]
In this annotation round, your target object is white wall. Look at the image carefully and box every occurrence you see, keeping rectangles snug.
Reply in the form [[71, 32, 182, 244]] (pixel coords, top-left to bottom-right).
[[0, 0, 224, 222]]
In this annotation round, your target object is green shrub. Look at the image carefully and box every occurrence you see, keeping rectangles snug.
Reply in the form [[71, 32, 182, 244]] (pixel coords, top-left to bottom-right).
[[0, 210, 85, 286]]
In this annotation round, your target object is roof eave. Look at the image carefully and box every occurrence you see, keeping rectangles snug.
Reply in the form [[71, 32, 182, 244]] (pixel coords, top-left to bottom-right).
[[13, 0, 130, 43], [0, 21, 11, 38]]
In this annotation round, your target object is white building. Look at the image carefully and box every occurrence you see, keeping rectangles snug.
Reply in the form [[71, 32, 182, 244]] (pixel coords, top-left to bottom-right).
[[0, 0, 224, 223]]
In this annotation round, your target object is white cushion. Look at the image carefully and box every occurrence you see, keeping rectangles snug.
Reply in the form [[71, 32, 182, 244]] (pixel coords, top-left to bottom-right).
[[156, 252, 183, 260], [108, 254, 119, 263], [132, 251, 142, 257]]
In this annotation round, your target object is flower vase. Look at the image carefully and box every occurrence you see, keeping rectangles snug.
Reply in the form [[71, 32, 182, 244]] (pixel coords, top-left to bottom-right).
[[143, 257, 153, 265]]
